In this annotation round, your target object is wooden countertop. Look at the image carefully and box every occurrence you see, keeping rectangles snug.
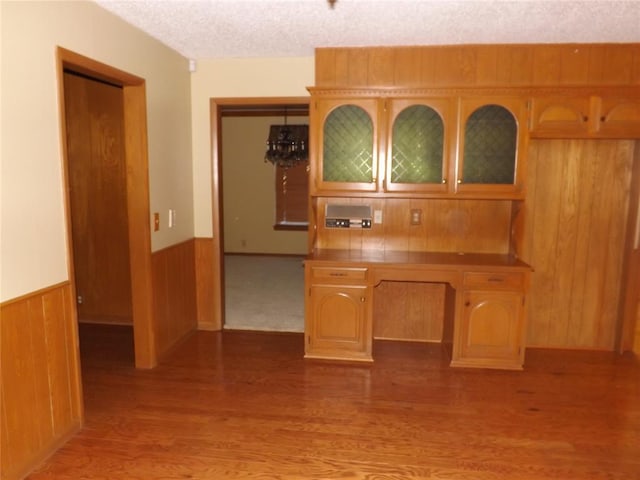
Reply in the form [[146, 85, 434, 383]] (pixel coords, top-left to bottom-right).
[[306, 249, 532, 272]]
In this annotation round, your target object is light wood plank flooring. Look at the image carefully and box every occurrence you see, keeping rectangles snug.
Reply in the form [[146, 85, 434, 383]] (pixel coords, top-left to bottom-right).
[[27, 324, 640, 480]]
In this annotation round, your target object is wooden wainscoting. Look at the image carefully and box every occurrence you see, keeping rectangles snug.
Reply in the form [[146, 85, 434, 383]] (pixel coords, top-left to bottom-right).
[[1, 282, 83, 480], [194, 237, 219, 331], [151, 240, 199, 357]]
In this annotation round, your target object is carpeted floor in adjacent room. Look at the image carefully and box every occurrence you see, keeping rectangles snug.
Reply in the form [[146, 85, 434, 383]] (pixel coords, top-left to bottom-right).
[[223, 254, 305, 333]]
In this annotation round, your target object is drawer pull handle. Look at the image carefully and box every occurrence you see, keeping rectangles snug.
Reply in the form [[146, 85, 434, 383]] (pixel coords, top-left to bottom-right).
[[488, 277, 504, 282], [329, 272, 347, 277]]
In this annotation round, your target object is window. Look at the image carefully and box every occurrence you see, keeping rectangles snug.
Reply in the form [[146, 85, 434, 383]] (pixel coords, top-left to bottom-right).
[[274, 161, 309, 230]]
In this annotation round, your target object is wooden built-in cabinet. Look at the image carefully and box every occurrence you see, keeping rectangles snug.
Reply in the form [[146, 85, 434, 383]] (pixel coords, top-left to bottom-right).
[[304, 265, 372, 362], [456, 96, 529, 198], [305, 45, 640, 368], [385, 97, 454, 195], [305, 252, 531, 369], [312, 96, 380, 194], [451, 271, 527, 370], [309, 89, 528, 200], [530, 92, 640, 138]]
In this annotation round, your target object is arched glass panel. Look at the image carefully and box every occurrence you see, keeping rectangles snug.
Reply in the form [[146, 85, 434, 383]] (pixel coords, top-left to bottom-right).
[[391, 105, 444, 183], [462, 105, 517, 184], [323, 105, 374, 183]]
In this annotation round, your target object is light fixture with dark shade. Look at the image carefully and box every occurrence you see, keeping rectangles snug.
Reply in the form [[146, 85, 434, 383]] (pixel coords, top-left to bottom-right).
[[264, 120, 309, 169]]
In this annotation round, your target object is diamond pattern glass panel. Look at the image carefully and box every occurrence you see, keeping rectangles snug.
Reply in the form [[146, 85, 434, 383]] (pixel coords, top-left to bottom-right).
[[323, 105, 374, 183], [391, 105, 444, 183], [462, 105, 517, 184]]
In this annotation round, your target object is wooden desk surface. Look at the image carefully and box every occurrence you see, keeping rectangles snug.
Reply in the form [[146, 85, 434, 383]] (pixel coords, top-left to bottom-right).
[[306, 249, 532, 272]]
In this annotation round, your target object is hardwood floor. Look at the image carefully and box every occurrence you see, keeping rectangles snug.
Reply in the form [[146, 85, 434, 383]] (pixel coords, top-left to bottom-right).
[[27, 324, 639, 480]]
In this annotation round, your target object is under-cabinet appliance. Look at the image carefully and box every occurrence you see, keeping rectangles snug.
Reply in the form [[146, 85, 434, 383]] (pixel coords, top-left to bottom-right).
[[325, 204, 372, 228]]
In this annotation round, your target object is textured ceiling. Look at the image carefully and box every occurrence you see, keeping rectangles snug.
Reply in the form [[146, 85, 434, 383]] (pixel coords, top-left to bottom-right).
[[94, 0, 640, 60]]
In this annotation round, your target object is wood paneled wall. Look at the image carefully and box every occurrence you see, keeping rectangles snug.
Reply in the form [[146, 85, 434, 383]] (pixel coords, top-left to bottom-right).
[[64, 72, 133, 325], [1, 283, 83, 480], [315, 44, 640, 88], [521, 140, 635, 349], [373, 282, 445, 342], [314, 197, 513, 254], [194, 237, 219, 331], [151, 240, 199, 357]]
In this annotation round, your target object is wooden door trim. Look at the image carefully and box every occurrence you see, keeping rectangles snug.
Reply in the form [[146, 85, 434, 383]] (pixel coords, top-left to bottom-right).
[[209, 97, 310, 330], [56, 47, 157, 369]]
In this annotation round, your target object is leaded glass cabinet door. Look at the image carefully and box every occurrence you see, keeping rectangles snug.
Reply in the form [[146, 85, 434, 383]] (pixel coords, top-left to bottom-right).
[[311, 98, 379, 194], [386, 98, 454, 194], [456, 97, 528, 199]]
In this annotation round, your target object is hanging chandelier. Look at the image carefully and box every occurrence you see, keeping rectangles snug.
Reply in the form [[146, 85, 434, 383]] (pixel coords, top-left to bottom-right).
[[264, 113, 308, 169]]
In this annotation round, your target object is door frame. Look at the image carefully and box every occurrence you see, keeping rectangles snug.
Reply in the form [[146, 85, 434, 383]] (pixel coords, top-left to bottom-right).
[[209, 97, 309, 329], [57, 47, 157, 368]]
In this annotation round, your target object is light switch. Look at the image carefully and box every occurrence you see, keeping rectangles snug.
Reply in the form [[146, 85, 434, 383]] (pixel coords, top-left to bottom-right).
[[374, 210, 383, 224]]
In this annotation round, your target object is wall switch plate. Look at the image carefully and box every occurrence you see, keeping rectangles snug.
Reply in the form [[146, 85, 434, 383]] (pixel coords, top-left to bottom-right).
[[374, 209, 383, 224]]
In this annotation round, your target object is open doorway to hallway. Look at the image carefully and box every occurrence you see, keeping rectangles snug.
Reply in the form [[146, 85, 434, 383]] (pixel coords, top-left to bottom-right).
[[213, 100, 309, 332]]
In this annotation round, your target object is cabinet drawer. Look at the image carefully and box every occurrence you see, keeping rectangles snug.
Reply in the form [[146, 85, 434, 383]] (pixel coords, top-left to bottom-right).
[[463, 272, 524, 290], [311, 267, 368, 283]]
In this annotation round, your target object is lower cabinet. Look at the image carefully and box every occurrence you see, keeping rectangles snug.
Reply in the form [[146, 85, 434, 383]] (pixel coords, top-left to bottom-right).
[[304, 260, 529, 369], [305, 266, 373, 362], [451, 273, 526, 370]]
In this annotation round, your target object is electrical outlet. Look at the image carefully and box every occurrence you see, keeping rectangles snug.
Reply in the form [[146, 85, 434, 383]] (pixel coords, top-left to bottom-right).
[[410, 209, 422, 225], [374, 210, 383, 224]]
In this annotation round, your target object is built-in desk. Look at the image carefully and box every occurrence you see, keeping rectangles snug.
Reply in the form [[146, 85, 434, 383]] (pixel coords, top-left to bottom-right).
[[304, 249, 532, 370]]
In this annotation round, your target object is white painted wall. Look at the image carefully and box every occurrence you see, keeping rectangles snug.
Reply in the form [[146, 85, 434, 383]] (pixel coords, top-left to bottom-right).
[[0, 1, 192, 301], [189, 58, 314, 239], [1, 0, 315, 302]]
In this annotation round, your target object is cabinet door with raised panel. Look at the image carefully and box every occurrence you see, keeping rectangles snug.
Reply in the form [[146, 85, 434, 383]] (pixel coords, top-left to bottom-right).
[[456, 96, 528, 199], [385, 98, 455, 194], [454, 290, 524, 370], [311, 97, 380, 194], [529, 96, 591, 138], [305, 284, 372, 362], [594, 96, 640, 138]]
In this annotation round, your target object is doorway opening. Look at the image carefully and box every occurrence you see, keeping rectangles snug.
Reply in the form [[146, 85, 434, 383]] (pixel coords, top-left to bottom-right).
[[210, 98, 309, 332], [57, 47, 156, 369]]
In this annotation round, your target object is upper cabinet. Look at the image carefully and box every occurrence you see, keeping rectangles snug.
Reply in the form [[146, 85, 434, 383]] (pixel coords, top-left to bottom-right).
[[310, 90, 528, 199], [456, 96, 529, 198], [530, 93, 640, 139], [595, 96, 640, 138], [313, 97, 380, 193], [385, 97, 455, 194], [528, 96, 591, 138]]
